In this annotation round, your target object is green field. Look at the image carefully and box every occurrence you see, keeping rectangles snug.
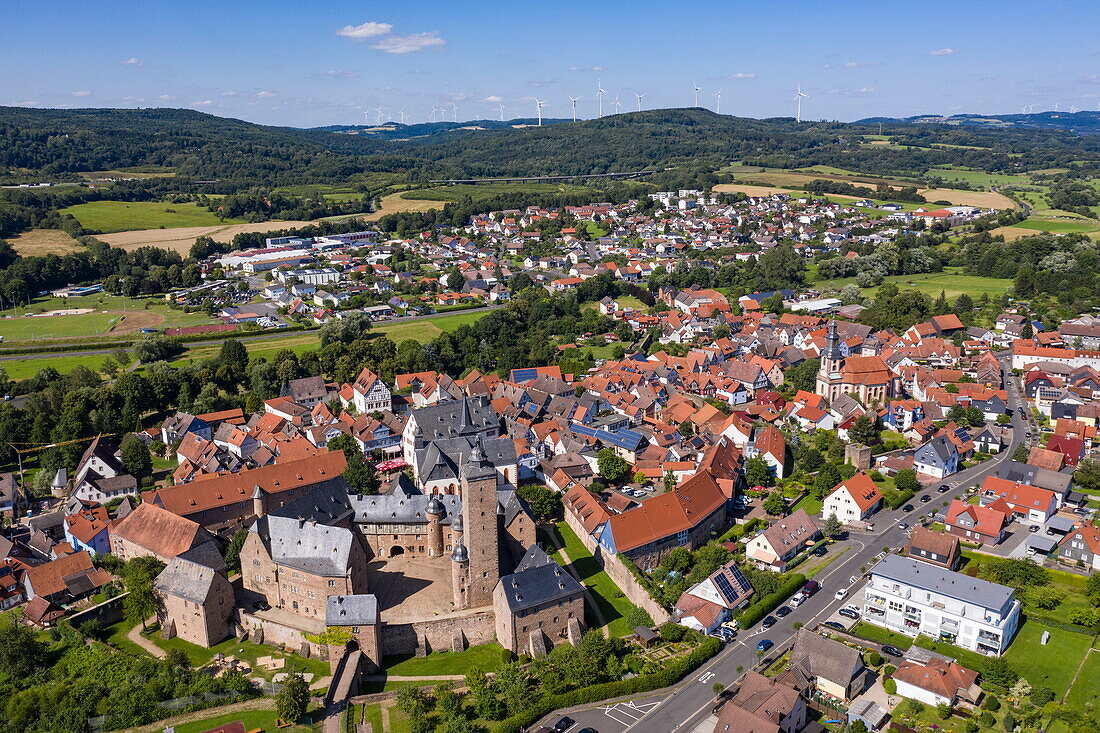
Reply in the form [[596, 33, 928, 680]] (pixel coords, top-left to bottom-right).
[[1014, 217, 1100, 233], [0, 293, 215, 343], [924, 168, 1031, 187], [1065, 649, 1100, 708], [400, 182, 596, 203], [60, 200, 243, 232], [1, 352, 110, 380], [550, 521, 636, 637], [381, 642, 503, 676], [814, 267, 1013, 300], [170, 704, 317, 733], [373, 309, 491, 344], [1003, 621, 1093, 694]]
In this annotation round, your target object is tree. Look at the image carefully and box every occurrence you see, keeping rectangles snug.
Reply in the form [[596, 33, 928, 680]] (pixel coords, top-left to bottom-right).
[[120, 434, 152, 479], [165, 647, 191, 669], [597, 448, 630, 483], [276, 673, 310, 723], [849, 415, 880, 447], [812, 463, 842, 499], [464, 666, 488, 696], [981, 657, 1018, 689], [663, 469, 677, 492], [894, 468, 919, 494], [763, 491, 787, 516], [784, 359, 820, 393], [396, 686, 432, 720], [0, 621, 48, 680], [1074, 459, 1100, 495], [124, 566, 158, 631], [822, 513, 843, 539], [1086, 572, 1100, 606], [977, 558, 1049, 591], [516, 484, 562, 521], [745, 455, 773, 488], [319, 311, 372, 346], [493, 662, 532, 716], [224, 529, 248, 573]]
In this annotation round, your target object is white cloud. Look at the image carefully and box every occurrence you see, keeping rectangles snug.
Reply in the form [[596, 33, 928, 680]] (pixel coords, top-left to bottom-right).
[[929, 48, 957, 56], [844, 61, 882, 68], [568, 66, 604, 73], [256, 90, 277, 98], [11, 100, 38, 106], [71, 90, 91, 97], [370, 31, 445, 54], [121, 57, 143, 66], [828, 87, 876, 97], [484, 95, 502, 103], [320, 70, 359, 79], [157, 94, 177, 101], [722, 72, 756, 79], [219, 91, 242, 97], [336, 21, 393, 40], [527, 78, 559, 88], [191, 99, 213, 106]]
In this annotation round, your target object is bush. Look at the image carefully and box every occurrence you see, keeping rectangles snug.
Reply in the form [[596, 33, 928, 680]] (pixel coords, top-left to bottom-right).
[[737, 573, 806, 628], [626, 605, 654, 630], [1029, 686, 1055, 706], [983, 696, 1001, 711], [658, 622, 687, 642], [980, 712, 997, 727], [500, 648, 516, 663], [883, 665, 896, 678], [883, 678, 897, 694], [1002, 712, 1016, 732], [866, 651, 883, 667]]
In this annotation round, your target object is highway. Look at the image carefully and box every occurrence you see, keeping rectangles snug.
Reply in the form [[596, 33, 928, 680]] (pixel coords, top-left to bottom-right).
[[539, 352, 1030, 733]]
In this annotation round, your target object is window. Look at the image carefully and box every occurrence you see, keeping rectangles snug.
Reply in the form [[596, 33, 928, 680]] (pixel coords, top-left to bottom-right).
[[328, 580, 336, 587]]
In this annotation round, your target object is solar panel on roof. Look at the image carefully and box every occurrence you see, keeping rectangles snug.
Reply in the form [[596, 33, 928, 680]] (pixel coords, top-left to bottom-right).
[[713, 572, 736, 601]]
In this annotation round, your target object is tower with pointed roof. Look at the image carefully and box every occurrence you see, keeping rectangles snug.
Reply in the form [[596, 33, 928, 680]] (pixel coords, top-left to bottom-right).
[[454, 438, 501, 608], [816, 321, 845, 400]]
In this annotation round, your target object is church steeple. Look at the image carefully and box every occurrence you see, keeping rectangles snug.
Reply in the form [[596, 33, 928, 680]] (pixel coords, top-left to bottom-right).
[[823, 320, 842, 361]]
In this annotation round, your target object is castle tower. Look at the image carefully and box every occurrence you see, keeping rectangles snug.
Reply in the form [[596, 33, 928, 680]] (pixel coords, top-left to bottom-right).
[[450, 512, 468, 608], [815, 320, 845, 400], [458, 439, 501, 608], [426, 492, 445, 558]]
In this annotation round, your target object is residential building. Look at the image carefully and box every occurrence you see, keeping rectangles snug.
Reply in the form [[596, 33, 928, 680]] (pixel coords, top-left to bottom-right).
[[1052, 522, 1100, 571], [893, 655, 981, 707], [862, 554, 1021, 656], [674, 560, 754, 633], [979, 476, 1058, 523], [906, 527, 961, 569], [111, 502, 220, 563], [913, 435, 959, 479], [945, 499, 1010, 546], [779, 629, 866, 702], [712, 671, 807, 733], [822, 472, 883, 525], [745, 509, 820, 571]]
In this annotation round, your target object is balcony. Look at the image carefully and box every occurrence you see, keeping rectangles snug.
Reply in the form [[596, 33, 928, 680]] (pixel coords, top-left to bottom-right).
[[866, 595, 886, 606], [976, 642, 1001, 656], [978, 629, 1001, 644], [903, 619, 921, 630]]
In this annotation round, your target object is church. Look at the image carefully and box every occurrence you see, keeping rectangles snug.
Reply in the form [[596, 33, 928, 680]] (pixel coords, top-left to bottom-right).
[[815, 321, 894, 405]]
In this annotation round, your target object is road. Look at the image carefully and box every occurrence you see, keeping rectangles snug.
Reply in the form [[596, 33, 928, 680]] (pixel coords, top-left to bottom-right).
[[540, 353, 1030, 733]]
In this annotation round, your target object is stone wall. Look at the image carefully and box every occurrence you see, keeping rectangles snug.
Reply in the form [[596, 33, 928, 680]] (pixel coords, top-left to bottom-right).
[[561, 512, 669, 626], [236, 610, 329, 660], [381, 607, 496, 656], [69, 592, 127, 630]]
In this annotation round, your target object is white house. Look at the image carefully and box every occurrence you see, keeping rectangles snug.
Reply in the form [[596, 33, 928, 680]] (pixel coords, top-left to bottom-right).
[[822, 472, 883, 525], [893, 657, 981, 707]]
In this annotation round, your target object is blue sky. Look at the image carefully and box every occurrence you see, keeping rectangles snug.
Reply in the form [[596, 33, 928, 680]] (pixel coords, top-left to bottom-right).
[[2, 0, 1099, 127]]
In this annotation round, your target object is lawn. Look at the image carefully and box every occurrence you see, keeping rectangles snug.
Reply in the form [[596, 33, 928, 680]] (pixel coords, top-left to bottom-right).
[[380, 642, 503, 676], [1003, 620, 1093, 694], [145, 630, 331, 682], [791, 494, 823, 515], [1064, 649, 1100, 709], [923, 168, 1032, 187], [1, 352, 110, 380], [553, 521, 636, 637], [363, 703, 385, 732], [1013, 217, 1099, 234], [373, 309, 491, 344], [61, 200, 244, 232], [0, 293, 216, 342], [171, 704, 319, 733]]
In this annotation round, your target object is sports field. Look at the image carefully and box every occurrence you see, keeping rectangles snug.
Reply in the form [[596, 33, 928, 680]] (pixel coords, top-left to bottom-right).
[[60, 201, 243, 233], [0, 294, 215, 341]]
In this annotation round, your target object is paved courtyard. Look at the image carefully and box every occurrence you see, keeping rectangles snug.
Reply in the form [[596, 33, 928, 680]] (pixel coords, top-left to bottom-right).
[[366, 555, 456, 623]]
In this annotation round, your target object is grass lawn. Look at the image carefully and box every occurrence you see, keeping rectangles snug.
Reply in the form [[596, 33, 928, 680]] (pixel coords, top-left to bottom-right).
[[1014, 217, 1099, 234], [373, 309, 491, 344], [171, 704, 320, 733], [60, 200, 243, 232], [102, 620, 152, 657], [363, 703, 385, 732], [924, 168, 1031, 187], [389, 706, 414, 733], [791, 494, 823, 515], [1064, 649, 1100, 708], [1, 352, 110, 380], [381, 642, 503, 676], [554, 521, 636, 637], [147, 631, 331, 681], [1003, 620, 1093, 694], [0, 293, 215, 343]]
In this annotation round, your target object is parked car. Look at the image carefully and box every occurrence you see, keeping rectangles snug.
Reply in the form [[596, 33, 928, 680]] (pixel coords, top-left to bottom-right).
[[898, 522, 909, 530], [756, 639, 774, 651], [834, 588, 849, 601], [937, 484, 950, 493], [881, 644, 905, 658], [812, 545, 828, 557], [712, 689, 734, 714], [902, 504, 915, 512], [789, 593, 806, 608], [919, 494, 932, 503], [823, 621, 846, 631], [1029, 525, 1040, 533], [802, 580, 820, 596], [553, 718, 576, 733], [776, 606, 792, 618], [839, 608, 860, 620], [761, 615, 778, 629]]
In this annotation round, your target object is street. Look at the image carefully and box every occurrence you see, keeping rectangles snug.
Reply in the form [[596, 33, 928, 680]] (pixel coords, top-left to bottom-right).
[[539, 353, 1030, 733]]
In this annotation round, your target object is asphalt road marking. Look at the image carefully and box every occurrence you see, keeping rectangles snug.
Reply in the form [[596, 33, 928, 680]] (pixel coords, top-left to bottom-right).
[[603, 700, 661, 725]]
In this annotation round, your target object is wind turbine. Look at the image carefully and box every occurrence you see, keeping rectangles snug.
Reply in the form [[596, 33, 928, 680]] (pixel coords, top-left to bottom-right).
[[430, 105, 437, 123], [612, 94, 622, 115], [692, 80, 702, 108], [1070, 104, 1078, 113], [535, 98, 547, 126], [596, 79, 607, 117], [634, 92, 646, 111], [398, 108, 406, 124], [498, 102, 505, 122], [714, 88, 723, 114], [362, 110, 370, 126], [375, 106, 383, 125], [451, 103, 458, 122], [793, 84, 808, 123], [567, 95, 580, 122]]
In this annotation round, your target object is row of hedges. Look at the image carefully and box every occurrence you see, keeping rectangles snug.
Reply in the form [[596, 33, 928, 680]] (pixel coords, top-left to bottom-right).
[[719, 518, 768, 543], [882, 487, 916, 510], [494, 637, 722, 733], [736, 573, 807, 629], [785, 540, 828, 573]]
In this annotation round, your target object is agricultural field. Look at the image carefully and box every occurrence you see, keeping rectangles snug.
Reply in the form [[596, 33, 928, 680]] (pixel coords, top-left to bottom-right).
[[359, 192, 445, 221], [98, 219, 319, 254], [398, 181, 594, 203], [916, 187, 1017, 209], [1013, 216, 1100, 234], [6, 228, 82, 256], [76, 167, 176, 180], [60, 200, 243, 232], [924, 167, 1031, 187], [373, 309, 491, 343]]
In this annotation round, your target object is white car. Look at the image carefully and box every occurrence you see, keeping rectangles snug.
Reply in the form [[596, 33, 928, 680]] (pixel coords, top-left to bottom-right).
[[789, 593, 806, 608], [834, 588, 849, 601]]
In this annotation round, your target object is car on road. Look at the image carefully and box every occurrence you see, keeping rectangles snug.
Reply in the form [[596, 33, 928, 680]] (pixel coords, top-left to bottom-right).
[[823, 621, 846, 631], [898, 522, 909, 531], [1029, 525, 1040, 533], [839, 608, 860, 620], [881, 644, 905, 658], [802, 580, 820, 596], [756, 639, 774, 651], [553, 718, 576, 733], [577, 729, 598, 733], [919, 494, 932, 503], [712, 689, 734, 714], [776, 605, 792, 618], [834, 588, 849, 601], [902, 504, 914, 512], [937, 484, 950, 493], [762, 615, 778, 629]]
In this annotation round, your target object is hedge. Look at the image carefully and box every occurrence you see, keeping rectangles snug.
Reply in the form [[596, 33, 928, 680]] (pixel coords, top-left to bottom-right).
[[882, 487, 916, 510], [736, 573, 807, 629], [719, 518, 767, 544], [493, 637, 722, 733]]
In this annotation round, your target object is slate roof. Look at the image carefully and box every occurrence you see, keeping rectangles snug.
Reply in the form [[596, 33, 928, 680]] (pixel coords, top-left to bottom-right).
[[410, 397, 498, 441], [326, 594, 378, 626], [873, 553, 1015, 610], [497, 544, 584, 613], [155, 556, 220, 604]]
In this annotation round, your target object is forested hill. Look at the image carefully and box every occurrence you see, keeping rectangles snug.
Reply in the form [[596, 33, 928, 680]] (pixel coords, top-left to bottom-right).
[[858, 110, 1100, 135], [3, 106, 1100, 186]]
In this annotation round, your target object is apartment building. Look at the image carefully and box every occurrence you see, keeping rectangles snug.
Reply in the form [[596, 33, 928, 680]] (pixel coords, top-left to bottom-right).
[[862, 554, 1020, 656]]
